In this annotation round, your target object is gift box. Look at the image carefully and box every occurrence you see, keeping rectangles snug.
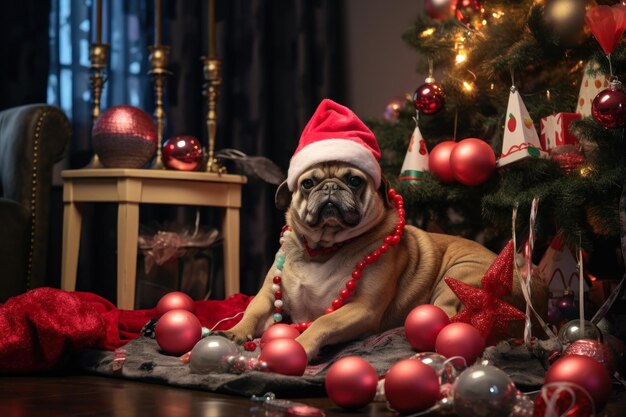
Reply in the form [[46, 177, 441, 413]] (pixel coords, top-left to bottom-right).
[[576, 61, 610, 117], [539, 112, 581, 151]]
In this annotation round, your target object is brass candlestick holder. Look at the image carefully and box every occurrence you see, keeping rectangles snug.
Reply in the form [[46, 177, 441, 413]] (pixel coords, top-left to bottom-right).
[[202, 56, 226, 173], [148, 44, 171, 169], [87, 42, 109, 167]]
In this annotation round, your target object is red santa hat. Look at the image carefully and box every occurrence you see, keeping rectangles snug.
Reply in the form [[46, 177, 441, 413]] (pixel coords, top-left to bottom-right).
[[287, 99, 381, 191]]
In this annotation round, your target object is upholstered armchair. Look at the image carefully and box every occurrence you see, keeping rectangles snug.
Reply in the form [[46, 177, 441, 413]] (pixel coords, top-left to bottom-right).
[[0, 104, 71, 301]]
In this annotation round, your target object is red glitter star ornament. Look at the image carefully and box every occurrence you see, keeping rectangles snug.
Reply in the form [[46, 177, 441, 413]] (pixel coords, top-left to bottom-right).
[[444, 241, 526, 341]]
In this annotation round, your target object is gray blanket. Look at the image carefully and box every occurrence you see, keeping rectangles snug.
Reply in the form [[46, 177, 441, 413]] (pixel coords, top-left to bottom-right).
[[79, 327, 547, 397]]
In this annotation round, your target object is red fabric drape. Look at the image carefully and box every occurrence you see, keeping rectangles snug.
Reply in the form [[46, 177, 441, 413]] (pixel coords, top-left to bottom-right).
[[0, 287, 251, 373]]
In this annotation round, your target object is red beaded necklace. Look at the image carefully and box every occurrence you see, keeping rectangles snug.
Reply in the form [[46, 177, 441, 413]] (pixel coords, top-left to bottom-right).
[[271, 189, 406, 333]]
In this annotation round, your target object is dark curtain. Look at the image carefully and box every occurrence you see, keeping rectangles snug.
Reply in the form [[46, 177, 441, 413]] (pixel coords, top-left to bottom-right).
[[42, 0, 345, 301], [167, 0, 346, 294], [0, 1, 50, 111]]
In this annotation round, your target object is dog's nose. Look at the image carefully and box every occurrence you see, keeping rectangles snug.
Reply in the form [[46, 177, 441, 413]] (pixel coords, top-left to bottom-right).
[[322, 182, 338, 192]]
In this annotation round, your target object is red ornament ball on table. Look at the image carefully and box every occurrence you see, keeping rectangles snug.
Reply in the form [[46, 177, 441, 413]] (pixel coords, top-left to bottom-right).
[[429, 141, 457, 183], [260, 323, 301, 349], [545, 354, 612, 410], [404, 304, 450, 351], [156, 291, 195, 317], [92, 105, 158, 168], [325, 356, 378, 409], [449, 138, 495, 186], [435, 322, 485, 366], [259, 338, 308, 376], [384, 358, 440, 414], [155, 309, 202, 355], [413, 82, 445, 115], [162, 135, 203, 171], [592, 85, 626, 128]]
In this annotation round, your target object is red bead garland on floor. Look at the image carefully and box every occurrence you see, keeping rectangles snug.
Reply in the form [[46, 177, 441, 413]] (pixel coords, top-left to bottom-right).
[[272, 189, 406, 333]]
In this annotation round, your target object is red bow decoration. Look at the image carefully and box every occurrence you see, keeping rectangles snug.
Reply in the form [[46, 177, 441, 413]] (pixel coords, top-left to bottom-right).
[[585, 4, 626, 55], [444, 241, 526, 341]]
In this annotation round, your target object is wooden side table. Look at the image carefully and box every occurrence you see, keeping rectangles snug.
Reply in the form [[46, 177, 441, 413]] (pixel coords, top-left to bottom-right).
[[60, 168, 247, 310]]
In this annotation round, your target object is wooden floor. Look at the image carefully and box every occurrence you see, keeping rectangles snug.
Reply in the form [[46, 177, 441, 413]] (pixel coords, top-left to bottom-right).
[[0, 374, 624, 417]]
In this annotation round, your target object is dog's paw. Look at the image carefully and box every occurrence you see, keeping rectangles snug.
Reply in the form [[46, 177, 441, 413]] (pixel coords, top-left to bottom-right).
[[215, 330, 250, 345]]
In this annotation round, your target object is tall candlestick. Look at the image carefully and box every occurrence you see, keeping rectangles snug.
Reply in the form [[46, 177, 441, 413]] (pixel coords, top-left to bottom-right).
[[95, 0, 102, 44], [155, 0, 162, 46], [208, 0, 216, 57]]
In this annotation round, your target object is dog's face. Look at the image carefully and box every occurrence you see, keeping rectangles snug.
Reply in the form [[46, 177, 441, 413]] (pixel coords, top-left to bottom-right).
[[276, 162, 389, 247]]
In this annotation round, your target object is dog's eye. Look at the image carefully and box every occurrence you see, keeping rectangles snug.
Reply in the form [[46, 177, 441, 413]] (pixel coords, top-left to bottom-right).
[[301, 179, 315, 190], [348, 176, 363, 188]]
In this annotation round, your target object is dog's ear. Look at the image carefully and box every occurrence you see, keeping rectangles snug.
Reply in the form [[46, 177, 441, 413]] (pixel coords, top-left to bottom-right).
[[378, 175, 394, 208], [275, 180, 292, 210]]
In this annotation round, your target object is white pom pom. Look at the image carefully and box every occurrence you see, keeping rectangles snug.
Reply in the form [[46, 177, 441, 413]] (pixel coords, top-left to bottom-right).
[[274, 299, 283, 308]]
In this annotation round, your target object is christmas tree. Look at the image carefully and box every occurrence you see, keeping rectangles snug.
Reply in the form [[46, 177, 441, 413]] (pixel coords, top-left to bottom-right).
[[370, 0, 626, 291]]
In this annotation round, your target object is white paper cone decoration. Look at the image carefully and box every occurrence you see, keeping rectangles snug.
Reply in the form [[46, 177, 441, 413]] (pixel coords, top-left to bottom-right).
[[399, 124, 429, 182], [537, 234, 589, 297], [576, 61, 610, 117], [497, 87, 547, 167]]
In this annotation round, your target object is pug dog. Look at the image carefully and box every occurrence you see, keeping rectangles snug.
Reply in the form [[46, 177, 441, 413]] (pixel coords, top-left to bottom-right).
[[223, 161, 546, 359], [222, 99, 546, 360]]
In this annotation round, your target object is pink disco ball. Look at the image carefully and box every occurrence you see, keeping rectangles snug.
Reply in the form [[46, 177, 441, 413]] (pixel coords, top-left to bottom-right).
[[92, 105, 158, 168]]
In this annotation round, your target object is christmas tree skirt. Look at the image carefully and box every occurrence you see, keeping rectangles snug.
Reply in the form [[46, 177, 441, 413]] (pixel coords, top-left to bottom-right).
[[78, 327, 547, 397]]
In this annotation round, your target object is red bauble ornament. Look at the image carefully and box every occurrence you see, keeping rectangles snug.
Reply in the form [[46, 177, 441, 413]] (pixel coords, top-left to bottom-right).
[[404, 304, 450, 351], [413, 82, 445, 115], [429, 141, 457, 183], [156, 291, 195, 317], [435, 322, 485, 366], [545, 354, 612, 410], [260, 323, 301, 349], [455, 0, 483, 29], [162, 135, 203, 171], [449, 138, 496, 186], [155, 309, 202, 355], [325, 356, 378, 409], [564, 339, 616, 375], [259, 338, 308, 376], [92, 105, 158, 168], [424, 0, 456, 21], [384, 359, 440, 414], [533, 382, 594, 417], [591, 84, 626, 128]]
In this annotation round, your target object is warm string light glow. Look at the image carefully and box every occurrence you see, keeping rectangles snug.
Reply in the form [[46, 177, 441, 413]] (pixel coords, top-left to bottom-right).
[[420, 27, 436, 38]]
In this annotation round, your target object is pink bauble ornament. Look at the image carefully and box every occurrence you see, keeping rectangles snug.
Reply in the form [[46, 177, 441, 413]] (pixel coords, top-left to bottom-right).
[[162, 135, 203, 171], [424, 0, 456, 21], [92, 105, 158, 168], [545, 354, 612, 410], [435, 322, 485, 366], [155, 309, 202, 355], [325, 356, 378, 409], [564, 339, 616, 375], [156, 291, 195, 317], [259, 338, 308, 376], [260, 323, 301, 349], [413, 82, 445, 115], [384, 359, 440, 414], [383, 97, 405, 121], [449, 138, 496, 186], [404, 304, 450, 351], [429, 141, 457, 183], [591, 84, 626, 128], [533, 382, 594, 417]]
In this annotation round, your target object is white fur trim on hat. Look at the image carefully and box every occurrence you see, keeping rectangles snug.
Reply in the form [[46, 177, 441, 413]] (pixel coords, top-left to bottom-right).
[[287, 138, 381, 191]]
